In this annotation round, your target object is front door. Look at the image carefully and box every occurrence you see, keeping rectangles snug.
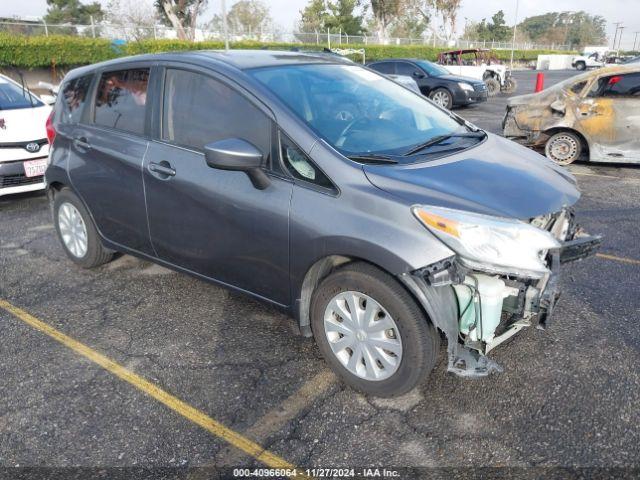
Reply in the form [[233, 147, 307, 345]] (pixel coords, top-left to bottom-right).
[[577, 71, 640, 162], [143, 67, 292, 305]]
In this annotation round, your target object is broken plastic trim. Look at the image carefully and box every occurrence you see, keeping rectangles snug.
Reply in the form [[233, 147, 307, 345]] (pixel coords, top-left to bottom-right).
[[399, 272, 503, 378]]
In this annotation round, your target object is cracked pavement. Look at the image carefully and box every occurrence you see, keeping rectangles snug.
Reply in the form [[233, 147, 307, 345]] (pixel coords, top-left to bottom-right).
[[1, 70, 639, 476]]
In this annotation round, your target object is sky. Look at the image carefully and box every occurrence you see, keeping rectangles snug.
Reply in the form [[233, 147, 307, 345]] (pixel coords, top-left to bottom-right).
[[1, 0, 639, 49]]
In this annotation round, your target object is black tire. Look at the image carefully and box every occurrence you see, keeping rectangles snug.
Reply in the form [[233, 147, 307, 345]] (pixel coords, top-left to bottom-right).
[[501, 76, 518, 94], [484, 77, 500, 97], [53, 188, 113, 268], [544, 131, 583, 165], [310, 262, 439, 397], [575, 61, 586, 71], [428, 88, 453, 109]]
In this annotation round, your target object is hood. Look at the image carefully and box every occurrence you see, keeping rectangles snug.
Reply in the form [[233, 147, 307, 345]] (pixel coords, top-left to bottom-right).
[[438, 74, 484, 85], [0, 105, 51, 144], [507, 88, 563, 107], [363, 133, 580, 219]]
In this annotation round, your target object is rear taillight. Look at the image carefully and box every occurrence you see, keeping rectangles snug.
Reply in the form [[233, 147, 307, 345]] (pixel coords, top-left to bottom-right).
[[46, 110, 56, 144]]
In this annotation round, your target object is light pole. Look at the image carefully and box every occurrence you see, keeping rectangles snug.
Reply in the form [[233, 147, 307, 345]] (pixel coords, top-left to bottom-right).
[[221, 0, 229, 51], [634, 32, 639, 51], [509, 0, 519, 69]]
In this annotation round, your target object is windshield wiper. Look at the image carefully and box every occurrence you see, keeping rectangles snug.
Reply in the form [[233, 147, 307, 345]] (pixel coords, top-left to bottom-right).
[[403, 131, 486, 156], [347, 154, 399, 164]]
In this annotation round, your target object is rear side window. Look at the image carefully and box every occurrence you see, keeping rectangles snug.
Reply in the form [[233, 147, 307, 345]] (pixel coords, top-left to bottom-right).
[[60, 74, 93, 124], [601, 73, 640, 97], [162, 69, 270, 153], [94, 69, 149, 135], [370, 62, 395, 74]]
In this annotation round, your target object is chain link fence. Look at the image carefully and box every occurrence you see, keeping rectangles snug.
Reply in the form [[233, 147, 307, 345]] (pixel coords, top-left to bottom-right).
[[0, 19, 571, 51]]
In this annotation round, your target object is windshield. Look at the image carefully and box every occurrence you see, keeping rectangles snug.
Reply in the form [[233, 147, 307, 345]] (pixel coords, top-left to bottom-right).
[[249, 64, 466, 157], [414, 60, 450, 77], [0, 79, 43, 110]]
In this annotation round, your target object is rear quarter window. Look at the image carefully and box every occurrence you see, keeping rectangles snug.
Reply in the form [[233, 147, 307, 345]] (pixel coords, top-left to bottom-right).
[[94, 69, 150, 135], [60, 74, 93, 124]]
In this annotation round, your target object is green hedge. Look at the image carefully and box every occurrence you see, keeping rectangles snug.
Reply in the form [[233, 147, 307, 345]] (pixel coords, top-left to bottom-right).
[[0, 34, 575, 69]]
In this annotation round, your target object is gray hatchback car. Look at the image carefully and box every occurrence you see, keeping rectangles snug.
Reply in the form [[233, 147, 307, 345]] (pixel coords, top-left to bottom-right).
[[45, 50, 600, 397]]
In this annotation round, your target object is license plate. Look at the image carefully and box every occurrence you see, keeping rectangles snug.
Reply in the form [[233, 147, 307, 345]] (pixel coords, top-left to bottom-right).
[[23, 158, 47, 178]]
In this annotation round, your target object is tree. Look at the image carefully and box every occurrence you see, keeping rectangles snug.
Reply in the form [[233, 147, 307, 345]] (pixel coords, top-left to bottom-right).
[[370, 0, 405, 42], [433, 0, 461, 41], [106, 0, 157, 40], [298, 0, 365, 36], [463, 10, 511, 42], [44, 0, 104, 24], [154, 0, 207, 40], [227, 0, 271, 35], [518, 11, 606, 48], [298, 0, 329, 33], [325, 0, 366, 35], [389, 0, 430, 39]]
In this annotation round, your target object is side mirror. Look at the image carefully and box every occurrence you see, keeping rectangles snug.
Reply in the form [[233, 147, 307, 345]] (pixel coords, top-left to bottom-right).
[[204, 138, 270, 190], [413, 70, 425, 79], [550, 99, 566, 115]]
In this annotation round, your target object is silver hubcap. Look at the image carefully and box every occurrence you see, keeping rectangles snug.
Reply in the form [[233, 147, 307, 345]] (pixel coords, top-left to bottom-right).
[[431, 91, 449, 107], [58, 202, 88, 258], [547, 134, 578, 164], [323, 291, 403, 381]]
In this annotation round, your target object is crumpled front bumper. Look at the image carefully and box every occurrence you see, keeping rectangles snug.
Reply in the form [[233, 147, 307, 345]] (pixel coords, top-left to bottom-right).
[[400, 212, 601, 378]]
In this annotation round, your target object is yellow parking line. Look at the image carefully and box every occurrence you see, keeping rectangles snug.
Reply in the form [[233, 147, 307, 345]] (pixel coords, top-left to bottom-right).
[[0, 299, 303, 475], [596, 253, 640, 266]]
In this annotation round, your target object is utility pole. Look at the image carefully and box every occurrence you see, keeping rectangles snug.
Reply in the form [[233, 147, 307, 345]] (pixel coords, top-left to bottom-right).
[[221, 0, 229, 51], [612, 22, 622, 50], [634, 32, 639, 51], [509, 0, 519, 69], [617, 26, 625, 51]]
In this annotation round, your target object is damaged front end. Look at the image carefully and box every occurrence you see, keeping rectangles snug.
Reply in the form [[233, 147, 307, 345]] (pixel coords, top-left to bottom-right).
[[400, 208, 601, 378]]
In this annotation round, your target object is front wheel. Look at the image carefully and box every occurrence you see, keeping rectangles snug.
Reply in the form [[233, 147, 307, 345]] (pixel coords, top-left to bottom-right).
[[429, 88, 453, 109], [545, 131, 582, 165], [310, 262, 439, 397], [484, 77, 501, 97], [575, 61, 586, 71]]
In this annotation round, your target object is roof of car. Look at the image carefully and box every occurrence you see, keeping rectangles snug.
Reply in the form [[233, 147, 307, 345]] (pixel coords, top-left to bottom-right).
[[67, 49, 354, 79]]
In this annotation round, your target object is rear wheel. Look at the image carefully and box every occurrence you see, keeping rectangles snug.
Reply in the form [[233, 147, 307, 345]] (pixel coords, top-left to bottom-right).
[[429, 88, 453, 109], [310, 262, 439, 397], [484, 77, 501, 97], [545, 131, 582, 165], [575, 61, 586, 71], [53, 188, 113, 268]]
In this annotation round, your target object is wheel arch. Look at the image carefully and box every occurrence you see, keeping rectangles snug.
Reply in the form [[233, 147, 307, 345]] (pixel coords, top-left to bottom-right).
[[294, 255, 439, 339]]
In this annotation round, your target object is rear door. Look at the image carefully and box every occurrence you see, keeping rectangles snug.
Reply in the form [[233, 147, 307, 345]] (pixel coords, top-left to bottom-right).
[[577, 72, 640, 162], [143, 66, 292, 305], [68, 65, 155, 254]]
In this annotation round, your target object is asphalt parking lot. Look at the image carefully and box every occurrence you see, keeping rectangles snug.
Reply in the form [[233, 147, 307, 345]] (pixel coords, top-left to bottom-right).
[[1, 69, 640, 478]]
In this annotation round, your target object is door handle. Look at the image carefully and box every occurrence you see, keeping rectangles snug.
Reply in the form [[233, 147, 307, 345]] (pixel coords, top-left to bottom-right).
[[73, 136, 91, 150], [148, 161, 176, 177]]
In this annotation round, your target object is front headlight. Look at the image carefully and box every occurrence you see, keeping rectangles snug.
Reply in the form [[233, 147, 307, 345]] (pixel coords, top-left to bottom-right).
[[458, 82, 474, 92], [412, 206, 560, 278]]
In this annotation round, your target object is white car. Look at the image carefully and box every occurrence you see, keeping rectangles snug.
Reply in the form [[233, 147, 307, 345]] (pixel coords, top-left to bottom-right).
[[0, 74, 52, 197]]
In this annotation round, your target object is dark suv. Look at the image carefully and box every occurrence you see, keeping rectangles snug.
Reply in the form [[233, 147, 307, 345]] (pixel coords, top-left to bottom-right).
[[367, 58, 487, 109], [45, 50, 599, 397]]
